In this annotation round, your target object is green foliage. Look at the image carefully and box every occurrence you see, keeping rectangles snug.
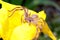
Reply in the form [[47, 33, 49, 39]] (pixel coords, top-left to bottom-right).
[[3, 0, 60, 11], [3, 0, 23, 5]]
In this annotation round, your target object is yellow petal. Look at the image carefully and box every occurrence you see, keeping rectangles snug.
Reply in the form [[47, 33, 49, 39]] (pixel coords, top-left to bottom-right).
[[40, 19, 57, 40], [0, 8, 8, 38], [10, 23, 37, 40], [0, 0, 2, 2], [38, 11, 46, 20]]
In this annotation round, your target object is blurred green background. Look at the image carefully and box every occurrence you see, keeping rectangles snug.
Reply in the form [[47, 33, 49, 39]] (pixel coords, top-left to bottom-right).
[[3, 0, 60, 40]]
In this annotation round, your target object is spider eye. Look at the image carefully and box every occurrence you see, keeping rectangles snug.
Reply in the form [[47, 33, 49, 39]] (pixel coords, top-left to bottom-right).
[[0, 3, 2, 9]]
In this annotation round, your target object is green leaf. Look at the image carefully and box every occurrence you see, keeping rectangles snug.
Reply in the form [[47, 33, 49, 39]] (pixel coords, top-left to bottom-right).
[[3, 0, 23, 5]]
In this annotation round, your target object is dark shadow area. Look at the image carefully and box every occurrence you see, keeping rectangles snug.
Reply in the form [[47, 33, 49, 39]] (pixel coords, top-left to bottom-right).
[[0, 38, 3, 40], [0, 4, 2, 9]]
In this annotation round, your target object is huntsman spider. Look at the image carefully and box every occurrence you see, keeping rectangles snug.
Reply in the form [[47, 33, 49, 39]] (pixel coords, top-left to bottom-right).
[[8, 6, 46, 40]]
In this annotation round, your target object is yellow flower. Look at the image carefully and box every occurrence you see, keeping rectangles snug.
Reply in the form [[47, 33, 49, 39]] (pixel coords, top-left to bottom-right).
[[0, 7, 8, 38], [10, 23, 37, 40], [0, 0, 56, 40]]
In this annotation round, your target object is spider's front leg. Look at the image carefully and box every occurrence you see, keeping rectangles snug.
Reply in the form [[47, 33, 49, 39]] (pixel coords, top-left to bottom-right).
[[8, 7, 23, 17]]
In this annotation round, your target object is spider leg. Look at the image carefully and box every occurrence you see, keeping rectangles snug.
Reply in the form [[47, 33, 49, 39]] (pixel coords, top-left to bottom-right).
[[8, 7, 23, 17]]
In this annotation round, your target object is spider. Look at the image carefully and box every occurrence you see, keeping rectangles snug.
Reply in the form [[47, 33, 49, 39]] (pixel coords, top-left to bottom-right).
[[8, 6, 45, 40]]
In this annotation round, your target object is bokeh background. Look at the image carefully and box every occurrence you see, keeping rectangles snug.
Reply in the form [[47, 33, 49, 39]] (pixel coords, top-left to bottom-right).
[[3, 0, 60, 40]]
